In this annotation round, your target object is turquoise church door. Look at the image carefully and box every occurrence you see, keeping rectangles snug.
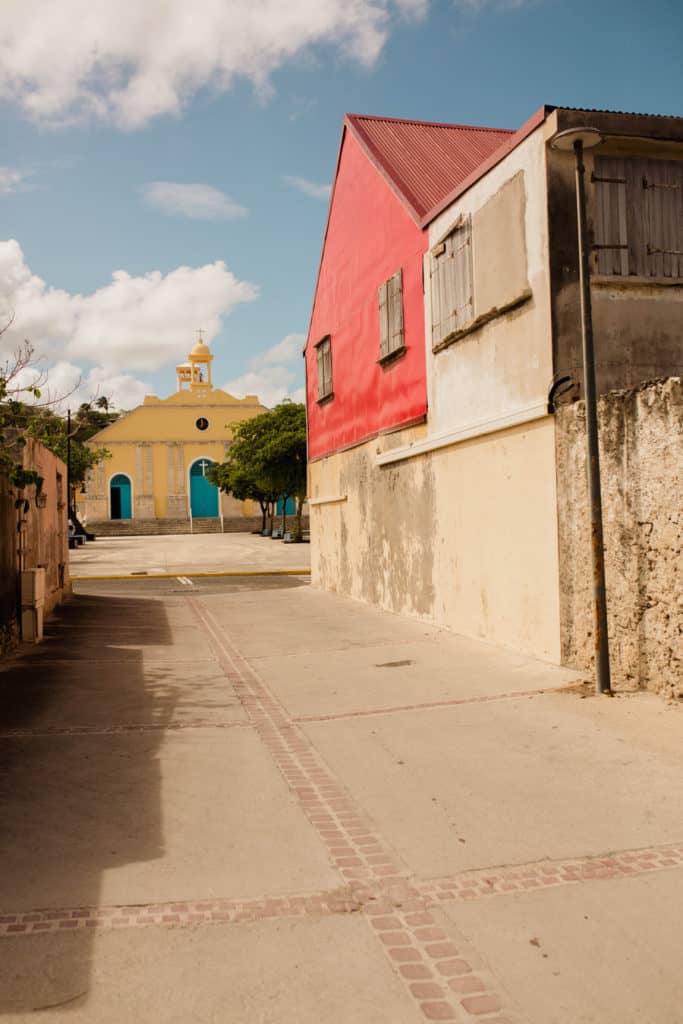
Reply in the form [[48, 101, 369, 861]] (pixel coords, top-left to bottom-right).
[[110, 474, 132, 520], [190, 459, 218, 518]]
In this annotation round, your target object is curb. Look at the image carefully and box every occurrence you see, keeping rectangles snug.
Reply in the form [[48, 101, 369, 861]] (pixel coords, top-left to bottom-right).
[[72, 569, 311, 582]]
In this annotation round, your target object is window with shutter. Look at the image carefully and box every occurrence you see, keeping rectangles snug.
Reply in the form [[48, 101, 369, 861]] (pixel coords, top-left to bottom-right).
[[593, 156, 683, 278], [430, 218, 473, 350], [315, 336, 333, 402], [378, 268, 405, 362]]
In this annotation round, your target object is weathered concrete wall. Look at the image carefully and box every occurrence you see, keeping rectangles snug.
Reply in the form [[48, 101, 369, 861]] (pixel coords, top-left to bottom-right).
[[555, 378, 682, 698], [426, 127, 552, 434], [0, 473, 17, 652], [310, 414, 561, 662], [0, 439, 71, 652], [19, 439, 71, 616], [546, 108, 683, 400]]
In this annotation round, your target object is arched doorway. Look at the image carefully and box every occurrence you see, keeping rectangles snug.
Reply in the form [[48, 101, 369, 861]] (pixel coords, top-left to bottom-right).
[[110, 474, 132, 520], [190, 458, 218, 518]]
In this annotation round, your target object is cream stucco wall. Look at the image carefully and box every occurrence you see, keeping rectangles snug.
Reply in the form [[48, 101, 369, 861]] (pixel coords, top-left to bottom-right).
[[310, 414, 561, 662]]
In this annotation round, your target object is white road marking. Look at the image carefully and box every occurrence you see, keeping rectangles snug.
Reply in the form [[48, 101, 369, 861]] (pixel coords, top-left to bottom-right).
[[176, 576, 194, 586]]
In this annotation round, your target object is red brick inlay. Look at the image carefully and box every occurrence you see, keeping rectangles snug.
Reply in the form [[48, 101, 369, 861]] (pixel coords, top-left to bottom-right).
[[418, 844, 683, 907], [0, 887, 360, 939]]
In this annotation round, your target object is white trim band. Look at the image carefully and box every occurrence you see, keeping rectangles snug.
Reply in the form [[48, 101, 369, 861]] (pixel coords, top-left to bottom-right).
[[376, 401, 549, 466]]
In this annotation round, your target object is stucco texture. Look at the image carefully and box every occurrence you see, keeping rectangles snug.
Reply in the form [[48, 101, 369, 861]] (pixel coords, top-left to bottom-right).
[[555, 378, 682, 698], [310, 415, 561, 662], [0, 438, 70, 651]]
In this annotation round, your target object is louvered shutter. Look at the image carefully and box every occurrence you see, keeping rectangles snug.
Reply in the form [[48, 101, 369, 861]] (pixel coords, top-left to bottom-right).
[[322, 339, 332, 396], [378, 279, 390, 356], [593, 157, 629, 275], [316, 337, 332, 399], [594, 156, 683, 278], [643, 159, 683, 279], [388, 269, 404, 354], [430, 220, 472, 349]]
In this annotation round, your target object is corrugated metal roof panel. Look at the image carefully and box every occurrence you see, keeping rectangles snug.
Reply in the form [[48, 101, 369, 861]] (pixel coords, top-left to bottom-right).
[[346, 114, 514, 222]]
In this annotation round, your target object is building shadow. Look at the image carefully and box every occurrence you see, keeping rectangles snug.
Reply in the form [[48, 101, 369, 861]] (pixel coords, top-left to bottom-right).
[[0, 592, 175, 1014]]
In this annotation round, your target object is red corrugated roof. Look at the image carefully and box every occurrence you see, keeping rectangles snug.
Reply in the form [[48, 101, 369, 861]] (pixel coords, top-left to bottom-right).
[[345, 113, 514, 225]]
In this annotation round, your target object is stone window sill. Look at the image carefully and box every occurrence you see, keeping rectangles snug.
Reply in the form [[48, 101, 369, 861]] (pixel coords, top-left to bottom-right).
[[432, 289, 532, 355], [377, 345, 407, 368], [316, 391, 334, 406], [592, 275, 683, 289]]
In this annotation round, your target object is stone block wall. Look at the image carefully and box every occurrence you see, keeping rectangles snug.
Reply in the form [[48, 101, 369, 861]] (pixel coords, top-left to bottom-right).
[[555, 378, 682, 698], [0, 439, 71, 653]]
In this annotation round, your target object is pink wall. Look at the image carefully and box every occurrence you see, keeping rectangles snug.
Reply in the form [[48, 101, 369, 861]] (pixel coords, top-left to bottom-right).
[[306, 130, 428, 461]]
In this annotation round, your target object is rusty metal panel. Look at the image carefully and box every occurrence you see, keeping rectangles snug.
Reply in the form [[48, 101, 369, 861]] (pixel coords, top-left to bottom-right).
[[347, 114, 513, 222]]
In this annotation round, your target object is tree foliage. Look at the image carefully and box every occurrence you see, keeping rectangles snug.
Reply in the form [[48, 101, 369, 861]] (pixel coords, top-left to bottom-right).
[[209, 401, 307, 538], [1, 327, 117, 514]]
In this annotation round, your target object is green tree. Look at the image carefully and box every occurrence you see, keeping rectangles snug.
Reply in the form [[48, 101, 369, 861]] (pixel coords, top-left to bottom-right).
[[209, 401, 308, 539], [258, 402, 307, 540], [0, 338, 47, 510]]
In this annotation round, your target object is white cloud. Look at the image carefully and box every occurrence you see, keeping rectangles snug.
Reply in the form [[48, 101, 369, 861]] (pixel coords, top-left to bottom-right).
[[14, 360, 152, 413], [0, 0, 429, 129], [0, 238, 258, 411], [142, 181, 248, 220], [224, 333, 305, 407], [0, 238, 257, 373], [0, 166, 30, 194], [284, 175, 332, 201], [252, 332, 305, 367]]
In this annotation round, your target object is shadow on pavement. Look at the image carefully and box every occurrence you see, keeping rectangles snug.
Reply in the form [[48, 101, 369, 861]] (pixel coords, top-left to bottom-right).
[[0, 592, 173, 1014]]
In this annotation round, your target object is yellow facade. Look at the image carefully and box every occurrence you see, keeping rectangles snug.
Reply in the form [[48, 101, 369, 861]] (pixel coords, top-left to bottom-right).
[[80, 339, 267, 523]]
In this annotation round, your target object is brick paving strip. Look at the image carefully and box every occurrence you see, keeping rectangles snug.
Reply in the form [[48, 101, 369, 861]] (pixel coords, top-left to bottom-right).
[[3, 842, 680, 940]]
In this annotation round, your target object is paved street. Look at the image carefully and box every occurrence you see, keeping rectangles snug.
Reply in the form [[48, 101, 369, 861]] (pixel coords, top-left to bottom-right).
[[1, 574, 682, 1022], [69, 532, 311, 579]]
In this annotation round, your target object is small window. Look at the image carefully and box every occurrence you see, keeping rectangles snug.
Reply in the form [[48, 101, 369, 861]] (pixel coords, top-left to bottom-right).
[[196, 417, 209, 431], [378, 268, 405, 362], [430, 217, 473, 350], [593, 156, 683, 278], [316, 336, 333, 402]]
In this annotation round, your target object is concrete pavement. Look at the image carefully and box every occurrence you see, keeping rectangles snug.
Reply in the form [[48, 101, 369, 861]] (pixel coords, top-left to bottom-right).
[[69, 532, 311, 578], [1, 577, 681, 1022]]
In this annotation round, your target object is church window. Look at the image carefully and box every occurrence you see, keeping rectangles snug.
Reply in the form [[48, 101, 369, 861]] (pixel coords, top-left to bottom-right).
[[196, 417, 209, 431]]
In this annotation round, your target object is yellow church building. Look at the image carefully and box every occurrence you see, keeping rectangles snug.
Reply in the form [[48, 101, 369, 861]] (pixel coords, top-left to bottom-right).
[[79, 337, 267, 530]]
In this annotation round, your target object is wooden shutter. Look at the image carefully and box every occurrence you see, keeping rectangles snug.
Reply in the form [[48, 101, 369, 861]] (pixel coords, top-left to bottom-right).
[[594, 156, 683, 278], [378, 279, 390, 356], [593, 157, 629, 275], [643, 159, 683, 279], [316, 337, 332, 399], [430, 220, 472, 349], [388, 269, 404, 354]]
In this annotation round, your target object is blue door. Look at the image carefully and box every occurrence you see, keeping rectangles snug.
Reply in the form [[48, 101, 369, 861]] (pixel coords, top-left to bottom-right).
[[110, 474, 132, 520], [190, 459, 218, 518], [276, 496, 296, 515]]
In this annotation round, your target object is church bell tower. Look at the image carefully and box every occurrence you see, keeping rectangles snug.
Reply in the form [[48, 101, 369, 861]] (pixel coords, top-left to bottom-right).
[[176, 334, 214, 393]]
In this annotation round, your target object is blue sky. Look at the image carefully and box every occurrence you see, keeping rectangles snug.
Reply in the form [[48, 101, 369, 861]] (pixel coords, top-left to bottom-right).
[[0, 0, 681, 410]]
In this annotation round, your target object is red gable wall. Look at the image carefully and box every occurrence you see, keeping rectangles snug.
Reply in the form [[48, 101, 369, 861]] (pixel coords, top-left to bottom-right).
[[305, 130, 428, 461]]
